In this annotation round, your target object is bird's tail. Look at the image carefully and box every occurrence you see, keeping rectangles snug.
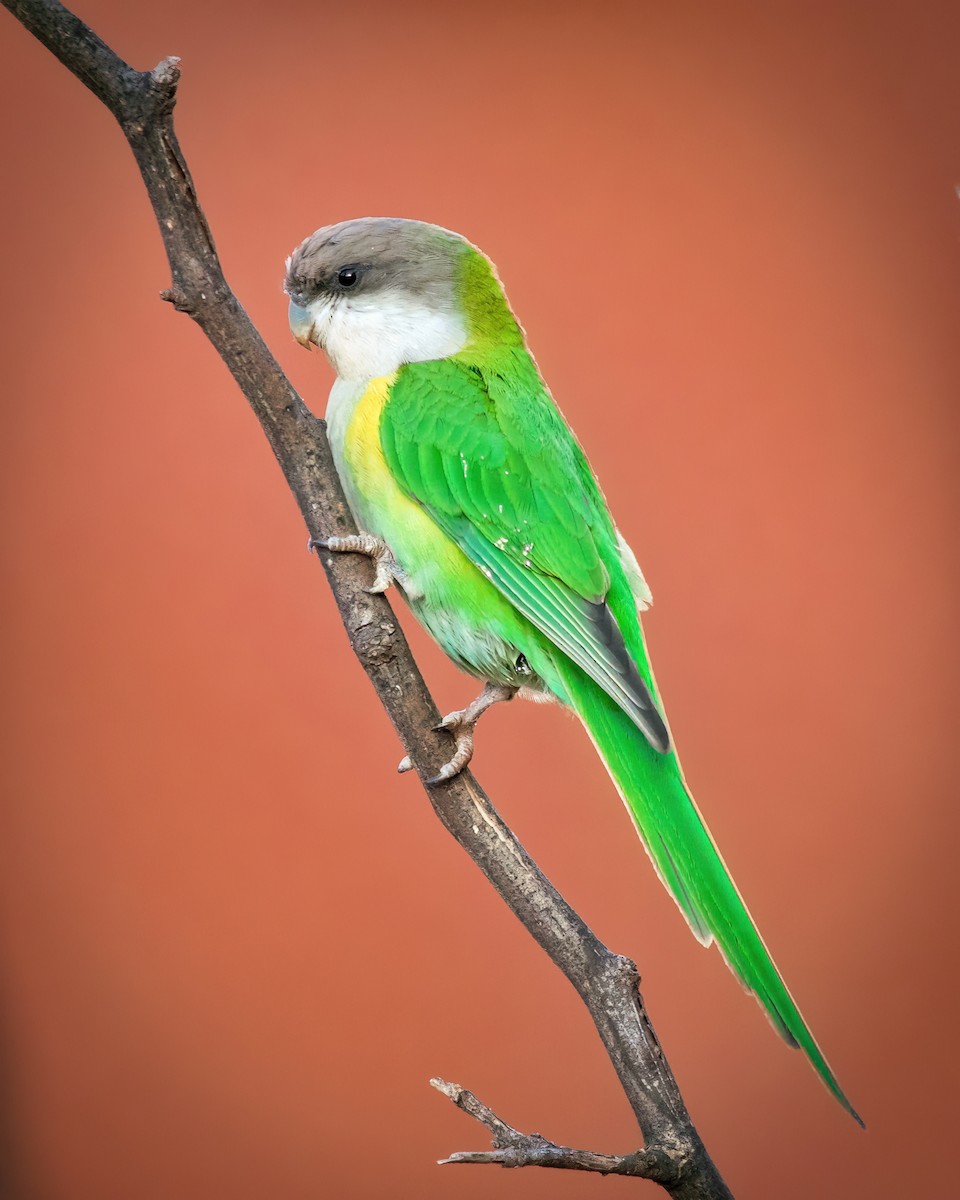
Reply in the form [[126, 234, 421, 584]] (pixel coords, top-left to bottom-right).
[[551, 651, 863, 1126]]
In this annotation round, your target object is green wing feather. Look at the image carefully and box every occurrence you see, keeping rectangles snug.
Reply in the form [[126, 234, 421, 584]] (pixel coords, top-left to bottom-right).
[[380, 347, 861, 1124], [381, 350, 669, 751]]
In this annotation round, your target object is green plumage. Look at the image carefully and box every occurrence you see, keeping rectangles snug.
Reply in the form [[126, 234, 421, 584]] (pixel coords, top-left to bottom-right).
[[382, 348, 670, 750]]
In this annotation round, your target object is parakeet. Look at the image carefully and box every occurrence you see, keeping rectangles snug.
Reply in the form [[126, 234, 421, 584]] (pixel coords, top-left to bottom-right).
[[284, 217, 860, 1124]]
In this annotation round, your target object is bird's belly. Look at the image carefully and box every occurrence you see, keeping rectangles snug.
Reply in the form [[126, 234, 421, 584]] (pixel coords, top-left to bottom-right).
[[326, 374, 541, 689]]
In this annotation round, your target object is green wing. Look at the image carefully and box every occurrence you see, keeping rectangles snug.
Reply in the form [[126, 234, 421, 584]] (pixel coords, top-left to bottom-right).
[[380, 348, 669, 753]]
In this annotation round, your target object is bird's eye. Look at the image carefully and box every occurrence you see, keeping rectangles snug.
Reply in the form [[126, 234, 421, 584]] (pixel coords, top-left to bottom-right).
[[337, 267, 359, 288]]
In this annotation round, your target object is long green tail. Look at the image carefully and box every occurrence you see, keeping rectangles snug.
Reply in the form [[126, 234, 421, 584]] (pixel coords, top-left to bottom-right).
[[552, 653, 863, 1126]]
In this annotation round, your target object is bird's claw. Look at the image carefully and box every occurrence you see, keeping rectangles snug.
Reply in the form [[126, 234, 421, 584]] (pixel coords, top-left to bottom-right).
[[423, 683, 518, 785], [425, 711, 475, 784], [426, 762, 462, 787], [309, 533, 407, 594]]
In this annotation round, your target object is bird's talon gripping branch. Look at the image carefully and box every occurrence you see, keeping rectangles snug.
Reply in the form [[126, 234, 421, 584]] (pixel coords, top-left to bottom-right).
[[427, 683, 517, 784], [309, 532, 408, 595], [426, 761, 461, 787]]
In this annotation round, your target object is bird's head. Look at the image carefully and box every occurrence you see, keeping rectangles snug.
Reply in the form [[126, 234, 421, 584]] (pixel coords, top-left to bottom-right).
[[284, 217, 521, 380]]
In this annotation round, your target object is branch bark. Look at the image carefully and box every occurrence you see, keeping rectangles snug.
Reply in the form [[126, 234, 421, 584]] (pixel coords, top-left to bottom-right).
[[3, 2, 733, 1195]]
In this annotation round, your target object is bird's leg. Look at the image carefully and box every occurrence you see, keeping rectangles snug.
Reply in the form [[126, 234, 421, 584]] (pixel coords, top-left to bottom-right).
[[409, 682, 518, 785], [308, 533, 411, 595]]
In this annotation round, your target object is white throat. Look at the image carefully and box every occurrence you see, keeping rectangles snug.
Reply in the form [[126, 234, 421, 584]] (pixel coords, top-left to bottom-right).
[[307, 292, 469, 381]]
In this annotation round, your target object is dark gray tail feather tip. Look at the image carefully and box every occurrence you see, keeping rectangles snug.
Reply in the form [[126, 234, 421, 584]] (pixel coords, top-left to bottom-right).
[[831, 1087, 866, 1130]]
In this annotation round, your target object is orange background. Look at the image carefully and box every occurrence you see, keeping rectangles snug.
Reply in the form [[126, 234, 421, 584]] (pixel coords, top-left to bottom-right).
[[1, 2, 958, 1197]]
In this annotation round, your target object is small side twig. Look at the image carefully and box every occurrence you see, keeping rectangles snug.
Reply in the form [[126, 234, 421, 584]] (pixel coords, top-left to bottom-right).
[[431, 1078, 679, 1183]]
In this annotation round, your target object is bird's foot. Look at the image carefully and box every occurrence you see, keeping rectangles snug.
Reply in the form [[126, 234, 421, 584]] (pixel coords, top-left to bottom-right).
[[309, 533, 409, 595], [421, 682, 518, 785]]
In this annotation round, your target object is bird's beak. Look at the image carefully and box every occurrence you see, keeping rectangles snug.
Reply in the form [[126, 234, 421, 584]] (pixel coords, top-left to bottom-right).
[[288, 299, 316, 349]]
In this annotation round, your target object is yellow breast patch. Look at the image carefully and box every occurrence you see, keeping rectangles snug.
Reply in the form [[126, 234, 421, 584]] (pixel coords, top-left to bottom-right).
[[342, 374, 395, 498]]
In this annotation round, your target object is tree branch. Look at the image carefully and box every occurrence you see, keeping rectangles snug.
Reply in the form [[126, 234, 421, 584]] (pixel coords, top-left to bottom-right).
[[2, 1, 733, 1195]]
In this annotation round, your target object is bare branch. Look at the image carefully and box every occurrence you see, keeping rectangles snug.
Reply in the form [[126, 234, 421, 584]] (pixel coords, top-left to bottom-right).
[[2, 1, 734, 1195]]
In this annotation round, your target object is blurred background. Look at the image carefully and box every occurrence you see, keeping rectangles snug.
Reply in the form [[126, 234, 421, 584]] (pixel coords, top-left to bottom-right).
[[1, 1, 958, 1196]]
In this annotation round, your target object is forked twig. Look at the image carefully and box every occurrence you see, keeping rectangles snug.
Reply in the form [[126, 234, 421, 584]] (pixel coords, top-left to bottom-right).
[[431, 1078, 678, 1182]]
